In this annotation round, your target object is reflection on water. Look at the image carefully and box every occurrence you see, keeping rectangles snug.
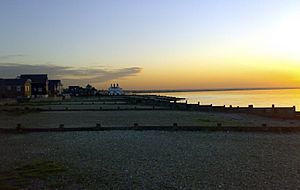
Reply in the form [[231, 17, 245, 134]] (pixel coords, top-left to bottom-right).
[[146, 89, 300, 111]]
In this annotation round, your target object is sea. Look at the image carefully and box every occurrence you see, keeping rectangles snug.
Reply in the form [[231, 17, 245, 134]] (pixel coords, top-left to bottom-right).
[[143, 88, 300, 111]]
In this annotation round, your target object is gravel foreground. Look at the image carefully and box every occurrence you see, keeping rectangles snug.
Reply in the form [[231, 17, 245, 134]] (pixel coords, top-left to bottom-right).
[[1, 131, 300, 189]]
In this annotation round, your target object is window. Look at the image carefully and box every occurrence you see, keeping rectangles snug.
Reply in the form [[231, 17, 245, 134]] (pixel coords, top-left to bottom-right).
[[25, 86, 30, 92], [16, 86, 21, 92]]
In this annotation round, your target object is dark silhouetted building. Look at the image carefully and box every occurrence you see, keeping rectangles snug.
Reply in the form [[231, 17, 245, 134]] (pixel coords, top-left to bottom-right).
[[20, 74, 48, 98], [0, 78, 31, 99], [66, 86, 82, 96], [64, 84, 98, 96], [48, 80, 63, 96], [84, 84, 97, 96]]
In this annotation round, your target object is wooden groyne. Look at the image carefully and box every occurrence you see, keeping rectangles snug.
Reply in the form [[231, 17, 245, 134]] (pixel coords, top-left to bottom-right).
[[1, 95, 299, 119], [0, 107, 169, 112], [134, 96, 297, 119], [2, 125, 300, 134]]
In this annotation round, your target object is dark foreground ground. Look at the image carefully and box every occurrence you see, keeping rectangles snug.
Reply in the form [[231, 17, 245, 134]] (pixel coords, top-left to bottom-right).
[[1, 131, 300, 189]]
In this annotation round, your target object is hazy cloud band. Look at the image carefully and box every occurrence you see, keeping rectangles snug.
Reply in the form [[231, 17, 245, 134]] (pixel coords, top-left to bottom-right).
[[0, 63, 142, 86]]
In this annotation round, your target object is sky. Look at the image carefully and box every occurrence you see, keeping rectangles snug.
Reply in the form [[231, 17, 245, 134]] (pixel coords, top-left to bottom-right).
[[0, 0, 300, 90]]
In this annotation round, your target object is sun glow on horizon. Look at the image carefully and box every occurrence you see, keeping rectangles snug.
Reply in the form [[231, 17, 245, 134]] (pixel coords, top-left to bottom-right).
[[1, 0, 300, 90]]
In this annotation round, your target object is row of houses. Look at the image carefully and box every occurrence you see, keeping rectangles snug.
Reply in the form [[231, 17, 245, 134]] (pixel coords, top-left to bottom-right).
[[0, 73, 125, 99], [64, 84, 98, 97], [0, 74, 62, 99], [63, 83, 124, 97]]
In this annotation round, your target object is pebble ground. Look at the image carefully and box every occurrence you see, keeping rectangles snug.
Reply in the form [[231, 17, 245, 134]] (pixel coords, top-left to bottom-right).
[[1, 131, 300, 189]]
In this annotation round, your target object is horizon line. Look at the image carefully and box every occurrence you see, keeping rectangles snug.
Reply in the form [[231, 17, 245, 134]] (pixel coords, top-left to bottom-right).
[[126, 87, 300, 93]]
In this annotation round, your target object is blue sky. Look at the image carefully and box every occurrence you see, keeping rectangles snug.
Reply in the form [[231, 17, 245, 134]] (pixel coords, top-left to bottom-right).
[[0, 0, 300, 89]]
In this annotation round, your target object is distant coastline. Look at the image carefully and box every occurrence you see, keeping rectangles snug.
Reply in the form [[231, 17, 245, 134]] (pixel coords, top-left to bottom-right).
[[129, 87, 300, 94]]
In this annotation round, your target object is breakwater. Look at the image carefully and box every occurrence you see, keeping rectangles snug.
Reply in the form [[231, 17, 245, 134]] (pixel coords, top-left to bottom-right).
[[1, 95, 298, 119], [133, 95, 297, 119]]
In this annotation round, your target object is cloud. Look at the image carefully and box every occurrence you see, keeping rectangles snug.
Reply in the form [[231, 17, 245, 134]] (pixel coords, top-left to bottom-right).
[[0, 63, 142, 86], [0, 54, 26, 60]]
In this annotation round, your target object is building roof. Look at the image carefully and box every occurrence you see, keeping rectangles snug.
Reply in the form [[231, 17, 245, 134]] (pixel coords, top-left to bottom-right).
[[20, 74, 48, 83], [49, 80, 62, 86], [68, 86, 81, 89], [0, 78, 30, 86]]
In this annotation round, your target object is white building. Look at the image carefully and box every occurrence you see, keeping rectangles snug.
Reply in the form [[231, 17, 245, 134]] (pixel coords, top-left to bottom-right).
[[108, 83, 123, 95]]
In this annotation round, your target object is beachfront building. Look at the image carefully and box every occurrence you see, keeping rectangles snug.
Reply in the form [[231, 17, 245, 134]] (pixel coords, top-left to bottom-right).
[[64, 84, 98, 96], [48, 80, 63, 97], [0, 78, 32, 99], [108, 83, 123, 95], [20, 74, 48, 98], [84, 84, 97, 96], [65, 86, 82, 96]]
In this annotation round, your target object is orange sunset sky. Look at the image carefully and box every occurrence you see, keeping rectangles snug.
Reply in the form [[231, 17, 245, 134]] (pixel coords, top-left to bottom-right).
[[0, 0, 300, 90]]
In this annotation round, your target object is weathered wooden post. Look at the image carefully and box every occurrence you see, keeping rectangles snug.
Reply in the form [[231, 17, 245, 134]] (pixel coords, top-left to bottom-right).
[[272, 104, 275, 108], [185, 100, 188, 110], [16, 123, 22, 132], [134, 123, 139, 129], [173, 123, 178, 130]]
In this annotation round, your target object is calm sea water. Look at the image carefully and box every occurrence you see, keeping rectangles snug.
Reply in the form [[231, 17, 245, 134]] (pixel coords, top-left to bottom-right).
[[145, 89, 300, 111]]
